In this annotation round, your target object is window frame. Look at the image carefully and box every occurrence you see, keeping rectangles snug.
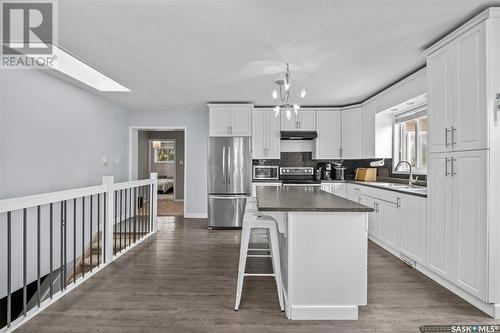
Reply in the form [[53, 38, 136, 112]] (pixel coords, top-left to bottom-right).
[[152, 140, 176, 164], [392, 106, 428, 175]]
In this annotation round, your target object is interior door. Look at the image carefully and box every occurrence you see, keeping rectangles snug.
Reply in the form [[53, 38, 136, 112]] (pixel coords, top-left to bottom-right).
[[226, 137, 251, 194], [452, 150, 487, 300], [207, 137, 227, 194], [427, 46, 453, 153], [427, 153, 453, 279]]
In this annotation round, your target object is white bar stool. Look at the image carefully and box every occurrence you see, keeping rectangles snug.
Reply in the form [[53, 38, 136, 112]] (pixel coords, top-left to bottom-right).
[[235, 210, 284, 311]]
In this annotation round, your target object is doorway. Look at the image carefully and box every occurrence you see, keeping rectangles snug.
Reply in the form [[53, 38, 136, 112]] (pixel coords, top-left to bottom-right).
[[131, 129, 186, 217]]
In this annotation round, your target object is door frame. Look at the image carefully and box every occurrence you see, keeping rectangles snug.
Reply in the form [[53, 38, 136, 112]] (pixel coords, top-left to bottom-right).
[[148, 139, 177, 200], [129, 126, 187, 217]]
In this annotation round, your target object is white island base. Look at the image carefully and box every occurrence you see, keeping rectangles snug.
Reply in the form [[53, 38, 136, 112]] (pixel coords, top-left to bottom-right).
[[267, 211, 368, 320]]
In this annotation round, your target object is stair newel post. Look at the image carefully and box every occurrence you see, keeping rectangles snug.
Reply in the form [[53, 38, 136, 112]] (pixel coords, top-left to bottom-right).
[[102, 176, 115, 263], [150, 172, 158, 233]]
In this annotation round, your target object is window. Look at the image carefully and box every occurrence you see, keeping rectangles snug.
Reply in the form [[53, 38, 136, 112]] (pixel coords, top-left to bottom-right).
[[153, 141, 175, 163], [393, 107, 428, 174]]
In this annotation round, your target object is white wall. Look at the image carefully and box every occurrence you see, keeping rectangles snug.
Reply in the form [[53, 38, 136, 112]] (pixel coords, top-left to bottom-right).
[[0, 70, 129, 200], [128, 107, 208, 217]]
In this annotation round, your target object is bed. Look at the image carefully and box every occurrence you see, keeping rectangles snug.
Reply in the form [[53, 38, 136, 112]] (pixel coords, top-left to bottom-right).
[[157, 178, 174, 194]]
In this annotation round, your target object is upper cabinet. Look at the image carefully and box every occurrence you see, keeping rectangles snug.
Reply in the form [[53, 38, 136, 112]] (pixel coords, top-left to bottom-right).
[[361, 100, 376, 158], [280, 110, 316, 131], [426, 23, 488, 153], [252, 109, 280, 159], [208, 104, 252, 137], [313, 110, 341, 159], [341, 107, 362, 159]]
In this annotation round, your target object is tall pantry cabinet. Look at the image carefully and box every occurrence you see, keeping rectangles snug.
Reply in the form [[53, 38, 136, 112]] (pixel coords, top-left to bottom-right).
[[425, 9, 500, 309]]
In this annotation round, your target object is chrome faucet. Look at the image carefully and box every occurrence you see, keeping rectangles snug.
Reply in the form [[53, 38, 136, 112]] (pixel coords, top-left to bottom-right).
[[394, 160, 417, 185]]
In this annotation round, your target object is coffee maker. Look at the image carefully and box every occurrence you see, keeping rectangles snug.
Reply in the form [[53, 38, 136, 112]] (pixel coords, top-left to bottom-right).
[[317, 162, 332, 180]]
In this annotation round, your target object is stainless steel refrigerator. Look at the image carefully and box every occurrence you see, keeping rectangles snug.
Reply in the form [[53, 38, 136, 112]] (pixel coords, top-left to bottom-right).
[[208, 137, 251, 229]]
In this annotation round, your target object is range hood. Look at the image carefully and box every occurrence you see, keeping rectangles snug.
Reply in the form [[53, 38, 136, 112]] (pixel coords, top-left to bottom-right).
[[280, 131, 318, 140]]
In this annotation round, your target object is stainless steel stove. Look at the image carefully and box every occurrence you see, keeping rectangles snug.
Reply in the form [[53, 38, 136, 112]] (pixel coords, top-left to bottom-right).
[[279, 167, 321, 186]]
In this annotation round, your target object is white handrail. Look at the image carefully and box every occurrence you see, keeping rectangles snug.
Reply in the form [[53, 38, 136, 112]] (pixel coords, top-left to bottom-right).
[[113, 179, 154, 191], [0, 185, 106, 214]]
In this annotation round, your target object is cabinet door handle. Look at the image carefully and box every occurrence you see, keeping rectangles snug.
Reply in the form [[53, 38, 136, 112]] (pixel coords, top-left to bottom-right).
[[451, 126, 456, 146], [396, 197, 401, 208], [445, 128, 450, 147], [445, 157, 450, 176], [451, 157, 456, 176]]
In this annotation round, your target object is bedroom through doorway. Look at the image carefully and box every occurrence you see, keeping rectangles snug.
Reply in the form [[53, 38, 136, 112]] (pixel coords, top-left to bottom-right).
[[136, 129, 185, 217]]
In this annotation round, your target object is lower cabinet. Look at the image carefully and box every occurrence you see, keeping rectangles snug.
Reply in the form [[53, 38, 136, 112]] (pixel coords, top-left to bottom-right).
[[320, 182, 348, 198], [399, 195, 427, 264], [377, 200, 399, 250]]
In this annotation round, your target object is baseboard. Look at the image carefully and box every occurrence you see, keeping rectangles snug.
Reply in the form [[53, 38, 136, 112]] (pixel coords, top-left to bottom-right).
[[289, 305, 358, 320], [495, 304, 500, 319], [184, 213, 207, 219]]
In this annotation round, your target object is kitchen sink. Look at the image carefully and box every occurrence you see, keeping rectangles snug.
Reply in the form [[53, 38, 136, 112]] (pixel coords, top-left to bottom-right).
[[360, 182, 427, 194]]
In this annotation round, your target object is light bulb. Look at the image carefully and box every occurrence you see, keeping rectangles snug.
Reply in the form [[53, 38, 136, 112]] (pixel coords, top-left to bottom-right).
[[286, 109, 291, 120], [300, 89, 306, 98], [272, 89, 278, 99], [274, 106, 280, 117], [285, 83, 290, 91], [293, 104, 300, 114]]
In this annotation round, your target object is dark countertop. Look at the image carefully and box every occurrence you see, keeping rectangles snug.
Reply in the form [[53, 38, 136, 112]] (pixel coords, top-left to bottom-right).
[[257, 186, 374, 212]]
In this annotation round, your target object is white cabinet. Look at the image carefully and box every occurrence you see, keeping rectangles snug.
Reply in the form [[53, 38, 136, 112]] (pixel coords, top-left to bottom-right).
[[399, 194, 427, 264], [359, 195, 377, 237], [427, 150, 488, 300], [377, 200, 399, 250], [427, 23, 487, 153], [341, 107, 362, 159], [252, 109, 280, 159], [208, 104, 252, 137], [361, 100, 376, 158], [280, 110, 316, 131], [313, 111, 341, 159], [320, 182, 348, 198]]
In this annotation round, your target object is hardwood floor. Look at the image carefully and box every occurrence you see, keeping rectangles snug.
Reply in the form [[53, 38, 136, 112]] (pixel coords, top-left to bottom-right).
[[17, 217, 499, 332], [157, 194, 184, 216]]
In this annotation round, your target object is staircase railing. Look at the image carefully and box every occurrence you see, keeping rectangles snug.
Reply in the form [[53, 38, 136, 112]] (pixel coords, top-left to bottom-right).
[[0, 173, 158, 332]]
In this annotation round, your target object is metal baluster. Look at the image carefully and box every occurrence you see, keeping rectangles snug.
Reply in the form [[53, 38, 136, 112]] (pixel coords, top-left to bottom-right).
[[98, 193, 101, 266], [23, 208, 27, 316], [73, 198, 76, 284], [134, 187, 137, 243], [120, 189, 123, 252], [114, 191, 117, 255], [49, 203, 54, 298], [124, 189, 128, 248], [7, 211, 12, 327], [103, 193, 107, 263], [64, 201, 67, 288], [129, 188, 132, 246], [90, 195, 93, 270], [37, 205, 41, 307], [82, 197, 85, 278], [60, 202, 64, 292]]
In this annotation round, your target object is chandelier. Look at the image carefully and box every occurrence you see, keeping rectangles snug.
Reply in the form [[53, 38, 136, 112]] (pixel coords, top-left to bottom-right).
[[272, 63, 306, 119]]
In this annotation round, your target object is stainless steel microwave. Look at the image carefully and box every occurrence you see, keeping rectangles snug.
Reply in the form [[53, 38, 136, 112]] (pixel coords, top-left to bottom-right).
[[253, 165, 279, 180]]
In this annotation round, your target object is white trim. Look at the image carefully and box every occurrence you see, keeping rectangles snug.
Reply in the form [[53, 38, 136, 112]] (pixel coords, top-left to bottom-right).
[[129, 127, 187, 217], [113, 179, 153, 191], [495, 304, 500, 319], [424, 7, 500, 56], [288, 305, 358, 320]]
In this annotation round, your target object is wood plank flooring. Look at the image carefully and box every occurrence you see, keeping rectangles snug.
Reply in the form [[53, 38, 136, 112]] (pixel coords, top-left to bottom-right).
[[17, 217, 499, 332]]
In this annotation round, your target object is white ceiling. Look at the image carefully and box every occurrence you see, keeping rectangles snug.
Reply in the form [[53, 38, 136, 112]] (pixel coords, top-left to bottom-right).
[[58, 0, 500, 111]]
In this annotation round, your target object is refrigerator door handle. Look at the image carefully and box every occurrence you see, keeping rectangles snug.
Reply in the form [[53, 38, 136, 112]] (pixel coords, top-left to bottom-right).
[[209, 195, 248, 199], [222, 146, 226, 184], [228, 146, 231, 184]]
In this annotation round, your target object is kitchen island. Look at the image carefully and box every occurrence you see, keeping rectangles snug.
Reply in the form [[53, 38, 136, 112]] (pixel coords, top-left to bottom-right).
[[256, 186, 373, 320]]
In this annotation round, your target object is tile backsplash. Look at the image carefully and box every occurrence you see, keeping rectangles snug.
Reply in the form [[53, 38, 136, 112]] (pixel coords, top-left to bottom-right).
[[253, 152, 427, 182]]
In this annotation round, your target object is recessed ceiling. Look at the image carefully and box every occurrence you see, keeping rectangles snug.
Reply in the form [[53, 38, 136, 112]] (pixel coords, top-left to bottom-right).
[[57, 0, 500, 111]]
